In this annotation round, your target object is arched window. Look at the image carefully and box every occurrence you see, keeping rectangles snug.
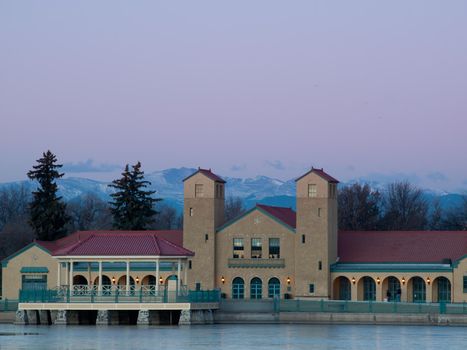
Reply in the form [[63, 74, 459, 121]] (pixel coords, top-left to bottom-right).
[[232, 277, 245, 299], [387, 277, 401, 302], [250, 277, 262, 299], [412, 277, 426, 303], [363, 277, 376, 301], [437, 277, 451, 303], [339, 277, 351, 301], [268, 278, 280, 298]]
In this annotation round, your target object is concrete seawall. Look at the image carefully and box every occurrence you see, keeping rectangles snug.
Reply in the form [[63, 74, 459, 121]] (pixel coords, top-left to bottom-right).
[[214, 311, 467, 326], [0, 312, 15, 324]]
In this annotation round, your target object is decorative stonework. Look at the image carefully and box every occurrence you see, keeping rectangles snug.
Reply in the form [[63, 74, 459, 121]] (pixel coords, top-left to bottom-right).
[[15, 310, 28, 325], [137, 309, 150, 325], [204, 309, 214, 324], [178, 309, 191, 325], [96, 310, 110, 325], [54, 310, 68, 325]]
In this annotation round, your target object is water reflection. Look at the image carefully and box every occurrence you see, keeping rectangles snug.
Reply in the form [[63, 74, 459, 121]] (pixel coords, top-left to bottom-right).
[[0, 324, 465, 350]]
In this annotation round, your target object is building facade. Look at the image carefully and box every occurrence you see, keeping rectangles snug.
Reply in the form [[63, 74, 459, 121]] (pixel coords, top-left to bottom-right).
[[2, 168, 467, 304]]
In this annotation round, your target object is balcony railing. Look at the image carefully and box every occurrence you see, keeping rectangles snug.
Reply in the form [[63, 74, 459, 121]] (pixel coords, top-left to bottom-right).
[[19, 285, 220, 304], [228, 258, 285, 268]]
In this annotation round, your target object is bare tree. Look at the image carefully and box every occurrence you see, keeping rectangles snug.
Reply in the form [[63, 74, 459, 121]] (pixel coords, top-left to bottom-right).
[[429, 198, 444, 230], [382, 181, 428, 230], [67, 193, 112, 231], [0, 185, 30, 230], [338, 183, 382, 230], [153, 205, 182, 230], [224, 197, 245, 222], [442, 195, 467, 230]]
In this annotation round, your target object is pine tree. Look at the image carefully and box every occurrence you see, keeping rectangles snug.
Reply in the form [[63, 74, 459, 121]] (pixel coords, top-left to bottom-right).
[[27, 150, 70, 240], [108, 162, 161, 230]]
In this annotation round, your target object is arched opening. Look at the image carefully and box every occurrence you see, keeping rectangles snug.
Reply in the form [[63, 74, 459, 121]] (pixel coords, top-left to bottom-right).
[[433, 277, 451, 303], [268, 278, 280, 298], [408, 277, 426, 303], [382, 276, 401, 302], [73, 275, 88, 285], [250, 277, 262, 299], [333, 276, 351, 300], [142, 275, 156, 285], [232, 277, 244, 299], [117, 275, 135, 293], [358, 276, 376, 301], [93, 275, 111, 286]]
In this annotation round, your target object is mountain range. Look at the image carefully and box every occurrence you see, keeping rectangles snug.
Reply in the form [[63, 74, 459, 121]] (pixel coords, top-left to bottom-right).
[[0, 167, 464, 213]]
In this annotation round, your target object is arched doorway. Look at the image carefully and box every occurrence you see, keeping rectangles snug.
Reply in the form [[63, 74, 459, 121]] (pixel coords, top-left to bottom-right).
[[409, 277, 426, 303], [434, 277, 451, 303], [142, 275, 156, 285], [333, 277, 351, 300], [358, 277, 376, 301], [232, 277, 244, 299], [250, 277, 262, 299], [73, 275, 88, 285], [93, 275, 112, 295], [382, 276, 401, 302], [268, 278, 280, 298]]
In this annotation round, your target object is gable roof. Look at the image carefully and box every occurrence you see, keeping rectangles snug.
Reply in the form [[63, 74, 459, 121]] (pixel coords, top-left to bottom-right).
[[338, 231, 467, 264], [36, 230, 193, 257], [1, 242, 52, 267], [217, 204, 296, 232], [295, 167, 339, 183], [183, 168, 226, 183]]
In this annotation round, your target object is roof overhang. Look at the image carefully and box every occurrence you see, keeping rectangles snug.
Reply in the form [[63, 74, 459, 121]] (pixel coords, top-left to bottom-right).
[[331, 262, 453, 273]]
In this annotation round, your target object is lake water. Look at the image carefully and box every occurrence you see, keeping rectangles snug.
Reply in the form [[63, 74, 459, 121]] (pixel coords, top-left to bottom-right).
[[0, 324, 466, 350]]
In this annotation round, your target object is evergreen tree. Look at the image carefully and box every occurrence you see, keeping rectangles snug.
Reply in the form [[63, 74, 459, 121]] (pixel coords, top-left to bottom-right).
[[109, 162, 160, 230], [27, 150, 70, 240]]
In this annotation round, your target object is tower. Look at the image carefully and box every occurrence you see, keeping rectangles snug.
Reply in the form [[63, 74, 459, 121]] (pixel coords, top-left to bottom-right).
[[182, 168, 225, 290], [294, 168, 338, 298]]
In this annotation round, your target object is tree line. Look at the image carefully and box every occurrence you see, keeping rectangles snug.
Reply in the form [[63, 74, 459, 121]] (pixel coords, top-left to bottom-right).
[[338, 182, 467, 231]]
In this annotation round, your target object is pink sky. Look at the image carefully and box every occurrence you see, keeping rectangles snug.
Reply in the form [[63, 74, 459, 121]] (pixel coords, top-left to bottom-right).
[[0, 1, 466, 191]]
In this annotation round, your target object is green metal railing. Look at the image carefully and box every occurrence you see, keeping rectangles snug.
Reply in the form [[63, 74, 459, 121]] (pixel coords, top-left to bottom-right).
[[0, 299, 19, 312], [18, 287, 221, 304], [276, 299, 467, 315]]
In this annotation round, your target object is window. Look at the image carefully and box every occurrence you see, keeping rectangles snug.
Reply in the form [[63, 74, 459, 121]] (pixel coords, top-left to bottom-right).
[[318, 261, 322, 270], [437, 277, 451, 302], [232, 277, 244, 299], [250, 277, 262, 299], [268, 278, 281, 298], [309, 284, 315, 293], [329, 184, 337, 198], [195, 283, 201, 291], [195, 184, 204, 197], [189, 260, 192, 269], [363, 277, 376, 301], [205, 233, 209, 241], [318, 208, 321, 217], [216, 184, 224, 198], [189, 208, 194, 216], [464, 276, 467, 293], [302, 234, 305, 244], [412, 277, 426, 303], [308, 184, 317, 198], [269, 238, 280, 258], [251, 238, 262, 258], [233, 238, 244, 259], [22, 275, 47, 290]]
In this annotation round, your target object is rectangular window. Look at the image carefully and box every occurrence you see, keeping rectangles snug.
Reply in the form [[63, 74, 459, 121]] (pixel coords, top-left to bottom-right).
[[308, 184, 317, 198], [22, 274, 47, 290], [216, 184, 224, 198], [329, 184, 337, 198], [205, 233, 209, 241], [269, 238, 280, 259], [251, 238, 262, 258], [318, 261, 322, 270], [318, 208, 321, 217], [189, 260, 192, 269], [302, 234, 305, 244], [189, 208, 194, 216], [309, 284, 315, 293], [233, 238, 244, 259], [195, 184, 204, 197], [464, 276, 467, 293], [195, 282, 201, 291]]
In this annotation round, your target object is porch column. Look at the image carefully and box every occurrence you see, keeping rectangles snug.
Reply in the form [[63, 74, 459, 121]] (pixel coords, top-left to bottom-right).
[[98, 261, 103, 294], [126, 260, 130, 294], [155, 259, 160, 294], [184, 260, 188, 287], [69, 260, 74, 292], [65, 262, 69, 285], [57, 262, 61, 287], [177, 259, 181, 294]]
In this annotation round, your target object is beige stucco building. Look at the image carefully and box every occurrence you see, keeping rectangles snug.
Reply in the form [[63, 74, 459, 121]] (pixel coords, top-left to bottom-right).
[[2, 168, 467, 304]]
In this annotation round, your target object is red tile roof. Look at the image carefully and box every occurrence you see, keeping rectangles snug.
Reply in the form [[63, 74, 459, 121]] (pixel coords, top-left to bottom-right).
[[295, 167, 339, 183], [338, 231, 467, 263], [257, 204, 296, 228], [183, 168, 226, 183], [36, 230, 193, 257]]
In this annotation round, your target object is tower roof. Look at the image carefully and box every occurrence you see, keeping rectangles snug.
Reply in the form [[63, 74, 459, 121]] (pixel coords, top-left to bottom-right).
[[183, 168, 226, 183], [295, 167, 339, 183]]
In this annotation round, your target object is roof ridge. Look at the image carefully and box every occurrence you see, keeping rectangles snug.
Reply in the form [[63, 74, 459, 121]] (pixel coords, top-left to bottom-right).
[[152, 235, 161, 254]]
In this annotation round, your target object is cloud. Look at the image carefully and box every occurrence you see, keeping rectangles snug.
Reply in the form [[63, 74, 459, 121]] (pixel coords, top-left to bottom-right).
[[63, 159, 121, 173], [230, 164, 247, 172], [265, 160, 285, 171], [426, 172, 448, 182]]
